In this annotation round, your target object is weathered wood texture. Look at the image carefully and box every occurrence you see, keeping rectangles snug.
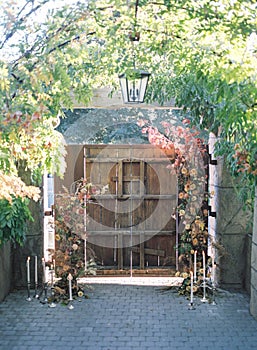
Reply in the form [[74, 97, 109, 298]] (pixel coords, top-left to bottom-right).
[[84, 145, 177, 269]]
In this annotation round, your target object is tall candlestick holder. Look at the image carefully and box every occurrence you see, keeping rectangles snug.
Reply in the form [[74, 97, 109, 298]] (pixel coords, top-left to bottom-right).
[[67, 273, 74, 310], [188, 271, 196, 310], [34, 255, 39, 299], [40, 282, 48, 304], [34, 281, 39, 299], [26, 281, 32, 301], [211, 279, 217, 305], [200, 279, 208, 303], [48, 270, 56, 308], [200, 250, 208, 303], [188, 300, 196, 310]]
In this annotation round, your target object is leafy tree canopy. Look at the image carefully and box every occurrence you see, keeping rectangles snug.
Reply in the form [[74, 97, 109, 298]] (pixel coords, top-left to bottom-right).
[[0, 0, 256, 206]]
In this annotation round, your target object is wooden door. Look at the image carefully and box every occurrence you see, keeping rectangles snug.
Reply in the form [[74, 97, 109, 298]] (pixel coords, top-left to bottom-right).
[[85, 145, 177, 270]]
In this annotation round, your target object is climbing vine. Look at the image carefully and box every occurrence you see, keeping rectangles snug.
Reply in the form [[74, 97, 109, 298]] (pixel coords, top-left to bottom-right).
[[139, 119, 210, 278]]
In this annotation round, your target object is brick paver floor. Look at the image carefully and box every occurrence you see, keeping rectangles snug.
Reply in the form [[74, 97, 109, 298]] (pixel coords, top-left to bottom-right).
[[0, 277, 257, 350]]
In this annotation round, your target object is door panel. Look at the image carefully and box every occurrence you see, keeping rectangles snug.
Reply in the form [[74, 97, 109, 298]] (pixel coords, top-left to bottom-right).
[[85, 145, 177, 270]]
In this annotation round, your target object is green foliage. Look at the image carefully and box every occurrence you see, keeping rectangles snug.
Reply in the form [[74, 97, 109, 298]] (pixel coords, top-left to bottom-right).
[[0, 197, 33, 246], [0, 0, 257, 209]]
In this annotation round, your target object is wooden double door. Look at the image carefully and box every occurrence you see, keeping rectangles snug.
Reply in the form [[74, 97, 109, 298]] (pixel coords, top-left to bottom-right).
[[85, 145, 177, 270]]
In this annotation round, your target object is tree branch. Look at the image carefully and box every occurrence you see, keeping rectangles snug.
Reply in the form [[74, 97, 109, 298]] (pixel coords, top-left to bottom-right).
[[0, 0, 50, 50]]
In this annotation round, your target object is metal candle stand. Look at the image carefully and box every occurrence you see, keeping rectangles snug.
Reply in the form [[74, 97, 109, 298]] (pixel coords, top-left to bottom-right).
[[199, 278, 217, 305], [26, 281, 32, 302], [26, 257, 32, 301], [200, 279, 208, 303], [188, 252, 218, 308], [188, 300, 196, 310], [25, 258, 77, 310], [67, 273, 74, 310], [188, 271, 196, 310], [25, 256, 56, 306], [40, 282, 49, 304], [34, 281, 39, 299], [48, 270, 56, 308], [211, 278, 217, 305]]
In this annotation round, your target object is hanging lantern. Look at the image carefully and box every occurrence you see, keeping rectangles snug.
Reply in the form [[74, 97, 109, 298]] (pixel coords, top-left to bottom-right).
[[119, 69, 151, 103]]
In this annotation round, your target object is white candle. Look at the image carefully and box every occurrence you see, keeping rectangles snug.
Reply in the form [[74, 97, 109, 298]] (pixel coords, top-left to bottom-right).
[[42, 258, 46, 283], [45, 267, 49, 283], [202, 250, 206, 281], [35, 256, 38, 285], [212, 257, 216, 284], [50, 270, 54, 287], [194, 250, 197, 282], [67, 273, 73, 301], [190, 270, 194, 304], [26, 257, 30, 283]]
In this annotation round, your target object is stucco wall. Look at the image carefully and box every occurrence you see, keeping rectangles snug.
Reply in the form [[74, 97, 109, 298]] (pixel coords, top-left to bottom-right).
[[215, 158, 252, 289], [0, 242, 12, 301]]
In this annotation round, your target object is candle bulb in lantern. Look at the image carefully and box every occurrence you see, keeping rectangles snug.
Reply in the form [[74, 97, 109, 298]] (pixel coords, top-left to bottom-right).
[[194, 250, 197, 282]]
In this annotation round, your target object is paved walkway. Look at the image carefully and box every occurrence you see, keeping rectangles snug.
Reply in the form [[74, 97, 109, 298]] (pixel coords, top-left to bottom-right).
[[0, 277, 257, 350]]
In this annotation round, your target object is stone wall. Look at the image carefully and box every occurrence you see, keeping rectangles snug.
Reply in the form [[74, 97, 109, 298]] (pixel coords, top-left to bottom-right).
[[60, 107, 184, 144], [250, 187, 257, 318], [12, 200, 44, 289], [215, 158, 252, 290], [245, 233, 252, 294], [0, 242, 12, 301]]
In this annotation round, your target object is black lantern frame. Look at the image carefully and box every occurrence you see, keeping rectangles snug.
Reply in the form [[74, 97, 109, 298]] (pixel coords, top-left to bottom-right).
[[119, 69, 151, 104]]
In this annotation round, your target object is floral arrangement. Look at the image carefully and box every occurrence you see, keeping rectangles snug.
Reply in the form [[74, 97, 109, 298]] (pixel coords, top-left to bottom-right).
[[49, 179, 97, 303], [139, 119, 211, 296]]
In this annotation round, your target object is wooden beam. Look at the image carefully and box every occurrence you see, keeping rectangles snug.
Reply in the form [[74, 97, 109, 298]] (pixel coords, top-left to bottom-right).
[[132, 247, 165, 257], [140, 161, 145, 196], [86, 230, 176, 236], [86, 158, 173, 163], [89, 194, 177, 200], [118, 160, 123, 197]]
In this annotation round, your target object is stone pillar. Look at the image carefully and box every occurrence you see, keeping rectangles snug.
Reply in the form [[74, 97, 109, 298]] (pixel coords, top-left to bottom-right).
[[208, 133, 218, 284], [0, 242, 12, 301], [250, 187, 257, 319], [215, 158, 252, 289]]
